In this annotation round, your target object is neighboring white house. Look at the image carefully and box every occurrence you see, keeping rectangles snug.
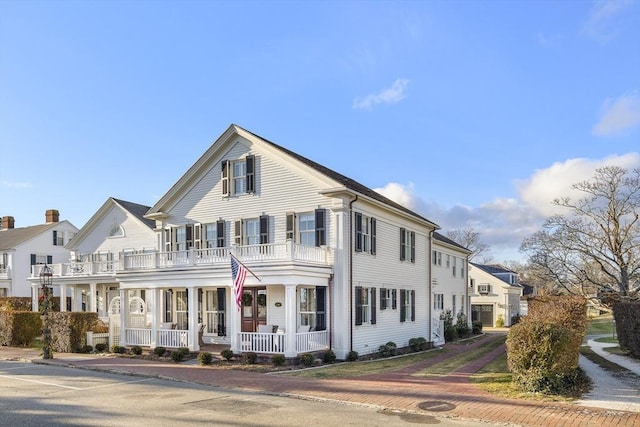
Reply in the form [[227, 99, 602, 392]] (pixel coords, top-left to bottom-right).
[[0, 210, 78, 301], [469, 263, 523, 327], [431, 232, 471, 343], [27, 198, 157, 322], [31, 124, 449, 359]]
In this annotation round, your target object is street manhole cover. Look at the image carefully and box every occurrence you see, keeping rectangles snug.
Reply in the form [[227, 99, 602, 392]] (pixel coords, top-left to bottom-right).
[[417, 400, 456, 412]]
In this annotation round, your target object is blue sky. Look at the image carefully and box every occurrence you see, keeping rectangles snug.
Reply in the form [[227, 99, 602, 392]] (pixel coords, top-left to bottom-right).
[[1, 0, 639, 262]]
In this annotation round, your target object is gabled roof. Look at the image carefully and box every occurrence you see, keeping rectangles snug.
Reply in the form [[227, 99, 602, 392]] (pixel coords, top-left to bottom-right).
[[471, 262, 522, 288], [147, 124, 439, 229], [112, 198, 155, 229], [433, 231, 471, 253], [0, 223, 58, 251]]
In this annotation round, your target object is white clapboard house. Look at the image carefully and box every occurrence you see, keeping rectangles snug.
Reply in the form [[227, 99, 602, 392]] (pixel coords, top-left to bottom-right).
[[469, 263, 523, 327], [31, 125, 469, 359]]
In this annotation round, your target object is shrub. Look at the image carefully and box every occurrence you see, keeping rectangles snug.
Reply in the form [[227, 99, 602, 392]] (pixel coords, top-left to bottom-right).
[[613, 301, 640, 358], [378, 342, 397, 358], [95, 343, 107, 353], [472, 321, 483, 335], [48, 312, 99, 353], [177, 347, 190, 357], [455, 312, 471, 338], [170, 350, 185, 362], [300, 352, 315, 367], [346, 350, 359, 362], [153, 346, 167, 357], [111, 345, 125, 354], [271, 354, 286, 366], [220, 349, 235, 361], [131, 345, 143, 355], [496, 314, 505, 328], [0, 311, 42, 346], [409, 337, 427, 352], [322, 349, 337, 364], [440, 309, 457, 342], [511, 314, 521, 326], [197, 351, 213, 365], [78, 345, 93, 353], [245, 352, 257, 364]]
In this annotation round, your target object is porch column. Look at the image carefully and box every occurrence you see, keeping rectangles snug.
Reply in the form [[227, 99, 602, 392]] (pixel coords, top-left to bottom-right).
[[31, 284, 39, 312], [149, 289, 158, 348], [284, 284, 297, 357], [60, 285, 67, 312], [230, 286, 241, 354], [119, 289, 128, 347], [89, 282, 97, 313], [187, 287, 198, 351]]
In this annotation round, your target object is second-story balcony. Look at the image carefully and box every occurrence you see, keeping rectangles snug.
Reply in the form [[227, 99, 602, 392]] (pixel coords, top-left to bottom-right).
[[31, 241, 332, 278]]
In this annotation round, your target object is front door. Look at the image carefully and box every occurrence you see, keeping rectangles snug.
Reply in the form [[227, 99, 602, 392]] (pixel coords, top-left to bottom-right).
[[241, 287, 267, 332]]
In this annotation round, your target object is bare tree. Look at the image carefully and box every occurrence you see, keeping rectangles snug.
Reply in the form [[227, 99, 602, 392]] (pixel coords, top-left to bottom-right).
[[520, 166, 640, 309], [446, 226, 490, 261]]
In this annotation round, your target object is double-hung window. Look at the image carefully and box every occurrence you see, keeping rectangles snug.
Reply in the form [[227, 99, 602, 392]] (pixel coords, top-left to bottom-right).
[[400, 228, 415, 263], [355, 286, 376, 325], [452, 257, 457, 277], [235, 216, 268, 246], [53, 230, 64, 246], [380, 287, 397, 310], [175, 227, 186, 251], [245, 219, 260, 245], [433, 293, 444, 310], [400, 289, 415, 322], [204, 223, 217, 248], [354, 212, 376, 254], [222, 155, 255, 196], [205, 288, 226, 336], [286, 209, 326, 246], [299, 287, 326, 330]]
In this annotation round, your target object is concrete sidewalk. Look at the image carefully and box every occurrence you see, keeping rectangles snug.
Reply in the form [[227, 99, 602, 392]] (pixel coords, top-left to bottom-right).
[[2, 334, 639, 427]]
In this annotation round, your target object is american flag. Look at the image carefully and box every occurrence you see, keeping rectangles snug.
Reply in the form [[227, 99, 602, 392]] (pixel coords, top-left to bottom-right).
[[230, 256, 247, 311]]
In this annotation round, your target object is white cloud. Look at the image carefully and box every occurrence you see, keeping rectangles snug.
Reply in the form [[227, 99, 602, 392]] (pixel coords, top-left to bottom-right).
[[593, 90, 640, 136], [582, 0, 635, 44], [373, 153, 640, 262], [2, 180, 32, 188], [352, 78, 410, 110]]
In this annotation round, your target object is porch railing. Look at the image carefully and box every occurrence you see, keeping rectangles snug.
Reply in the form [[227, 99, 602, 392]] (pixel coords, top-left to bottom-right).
[[239, 332, 286, 354], [157, 329, 189, 348], [125, 328, 152, 347], [296, 330, 329, 353]]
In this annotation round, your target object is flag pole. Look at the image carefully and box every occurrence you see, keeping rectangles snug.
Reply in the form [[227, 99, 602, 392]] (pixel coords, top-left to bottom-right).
[[230, 252, 261, 282]]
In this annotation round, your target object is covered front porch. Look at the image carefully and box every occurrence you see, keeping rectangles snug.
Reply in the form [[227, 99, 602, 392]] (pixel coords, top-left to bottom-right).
[[117, 281, 330, 357]]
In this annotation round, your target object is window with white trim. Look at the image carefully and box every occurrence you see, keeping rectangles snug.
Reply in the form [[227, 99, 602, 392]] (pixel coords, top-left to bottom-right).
[[354, 212, 376, 254], [232, 160, 246, 195], [400, 228, 415, 263], [175, 290, 188, 330], [53, 230, 64, 246], [452, 294, 457, 316], [452, 257, 457, 277], [380, 287, 396, 310], [299, 213, 315, 246], [222, 155, 255, 197], [433, 293, 444, 310], [245, 218, 260, 245], [355, 286, 376, 325], [400, 289, 415, 322], [446, 254, 450, 268], [432, 250, 442, 266], [204, 223, 217, 248]]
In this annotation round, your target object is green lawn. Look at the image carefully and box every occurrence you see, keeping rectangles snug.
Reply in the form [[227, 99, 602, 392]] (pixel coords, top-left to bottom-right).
[[586, 314, 615, 335]]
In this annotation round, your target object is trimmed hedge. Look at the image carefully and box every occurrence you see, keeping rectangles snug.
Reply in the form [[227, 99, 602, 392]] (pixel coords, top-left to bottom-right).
[[0, 297, 33, 311], [613, 301, 640, 359], [0, 311, 42, 346], [48, 312, 99, 352]]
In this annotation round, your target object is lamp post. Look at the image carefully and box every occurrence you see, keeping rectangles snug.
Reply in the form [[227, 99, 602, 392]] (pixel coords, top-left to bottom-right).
[[39, 264, 53, 359]]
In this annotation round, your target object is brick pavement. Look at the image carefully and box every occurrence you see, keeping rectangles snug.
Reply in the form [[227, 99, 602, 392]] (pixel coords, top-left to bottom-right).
[[1, 334, 639, 427]]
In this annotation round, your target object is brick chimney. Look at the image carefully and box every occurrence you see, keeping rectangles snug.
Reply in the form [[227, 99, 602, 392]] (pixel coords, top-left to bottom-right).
[[46, 209, 60, 223], [1, 216, 15, 229]]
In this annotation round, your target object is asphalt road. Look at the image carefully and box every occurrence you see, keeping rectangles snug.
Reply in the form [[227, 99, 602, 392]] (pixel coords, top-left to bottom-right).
[[0, 361, 497, 427]]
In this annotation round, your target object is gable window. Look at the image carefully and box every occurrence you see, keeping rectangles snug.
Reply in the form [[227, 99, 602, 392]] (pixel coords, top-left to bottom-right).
[[380, 287, 397, 310], [354, 212, 376, 255], [478, 284, 490, 294], [400, 289, 416, 322], [433, 293, 444, 310], [53, 230, 64, 246], [286, 209, 326, 247], [108, 225, 124, 238], [222, 155, 255, 197], [355, 286, 376, 325], [400, 228, 416, 263]]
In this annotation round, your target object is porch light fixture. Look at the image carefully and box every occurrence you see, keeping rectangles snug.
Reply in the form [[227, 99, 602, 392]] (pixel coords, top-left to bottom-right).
[[39, 264, 53, 359]]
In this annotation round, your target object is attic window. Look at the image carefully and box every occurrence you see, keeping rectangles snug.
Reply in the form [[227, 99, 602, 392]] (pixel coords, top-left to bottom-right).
[[478, 284, 490, 294], [222, 155, 255, 197], [108, 225, 124, 238]]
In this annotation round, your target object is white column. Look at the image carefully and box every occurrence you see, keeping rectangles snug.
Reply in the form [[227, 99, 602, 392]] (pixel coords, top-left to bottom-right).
[[230, 286, 241, 354], [331, 207, 351, 359], [31, 284, 39, 312], [119, 289, 128, 347], [149, 289, 158, 348], [60, 285, 67, 312], [89, 282, 97, 314], [284, 284, 297, 357], [187, 287, 198, 351]]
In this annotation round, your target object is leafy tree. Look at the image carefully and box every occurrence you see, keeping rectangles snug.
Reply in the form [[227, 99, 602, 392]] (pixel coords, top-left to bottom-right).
[[446, 226, 490, 261], [520, 166, 640, 309]]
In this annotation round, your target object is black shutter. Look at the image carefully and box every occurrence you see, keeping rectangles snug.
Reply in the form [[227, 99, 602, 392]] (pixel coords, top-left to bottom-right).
[[370, 218, 376, 255], [392, 289, 397, 310], [354, 212, 362, 252], [315, 208, 326, 247], [370, 288, 376, 325], [47, 255, 52, 264], [52, 230, 57, 245], [410, 231, 416, 263], [217, 288, 226, 336], [380, 287, 387, 310], [216, 220, 225, 247], [30, 254, 36, 265], [186, 224, 193, 248], [246, 155, 255, 193], [259, 215, 269, 244], [286, 213, 295, 240], [316, 287, 326, 331], [221, 160, 229, 196], [400, 289, 406, 322], [355, 286, 363, 325], [411, 290, 416, 321], [400, 228, 406, 261]]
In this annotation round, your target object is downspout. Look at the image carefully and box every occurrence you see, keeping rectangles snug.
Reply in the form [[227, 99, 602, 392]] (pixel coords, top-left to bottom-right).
[[349, 194, 358, 353], [428, 229, 434, 346]]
